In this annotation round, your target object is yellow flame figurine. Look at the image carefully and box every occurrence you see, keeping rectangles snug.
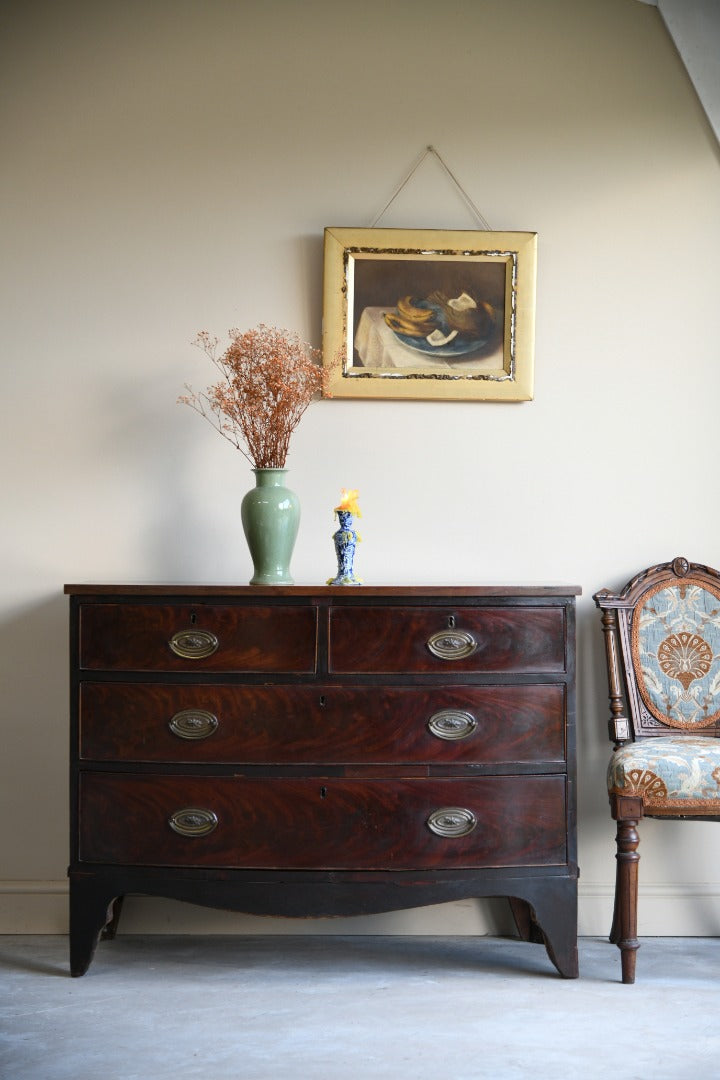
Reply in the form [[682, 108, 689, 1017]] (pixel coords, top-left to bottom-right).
[[328, 489, 363, 585]]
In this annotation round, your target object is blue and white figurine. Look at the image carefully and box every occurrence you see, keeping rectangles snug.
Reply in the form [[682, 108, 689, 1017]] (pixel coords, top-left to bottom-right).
[[327, 490, 362, 585]]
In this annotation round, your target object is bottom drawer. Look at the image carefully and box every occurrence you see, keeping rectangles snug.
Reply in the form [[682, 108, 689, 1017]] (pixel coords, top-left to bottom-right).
[[79, 773, 567, 870]]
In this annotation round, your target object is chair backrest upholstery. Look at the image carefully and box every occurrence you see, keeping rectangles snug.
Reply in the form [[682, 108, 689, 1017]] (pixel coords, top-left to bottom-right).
[[594, 557, 720, 743]]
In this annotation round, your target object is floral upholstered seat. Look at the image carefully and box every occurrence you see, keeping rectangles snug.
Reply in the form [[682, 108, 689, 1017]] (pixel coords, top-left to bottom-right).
[[608, 736, 720, 811], [594, 557, 720, 983]]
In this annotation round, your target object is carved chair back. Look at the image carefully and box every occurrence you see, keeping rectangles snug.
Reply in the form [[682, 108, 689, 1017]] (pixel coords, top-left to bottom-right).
[[595, 556, 720, 747]]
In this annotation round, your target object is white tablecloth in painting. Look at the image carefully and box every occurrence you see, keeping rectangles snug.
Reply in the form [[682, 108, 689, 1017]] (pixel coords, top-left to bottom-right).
[[354, 307, 503, 373]]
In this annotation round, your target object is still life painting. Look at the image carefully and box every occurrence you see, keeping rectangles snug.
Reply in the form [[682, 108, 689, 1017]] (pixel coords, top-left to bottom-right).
[[322, 227, 536, 401]]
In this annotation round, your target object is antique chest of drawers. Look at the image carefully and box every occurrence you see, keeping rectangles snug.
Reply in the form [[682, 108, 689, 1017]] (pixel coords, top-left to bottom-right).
[[65, 584, 580, 976]]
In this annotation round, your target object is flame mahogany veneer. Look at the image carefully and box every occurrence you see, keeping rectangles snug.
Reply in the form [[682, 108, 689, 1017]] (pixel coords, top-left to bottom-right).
[[65, 584, 580, 977]]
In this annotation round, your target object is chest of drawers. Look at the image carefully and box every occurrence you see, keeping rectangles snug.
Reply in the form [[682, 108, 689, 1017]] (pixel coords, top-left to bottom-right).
[[66, 584, 579, 977]]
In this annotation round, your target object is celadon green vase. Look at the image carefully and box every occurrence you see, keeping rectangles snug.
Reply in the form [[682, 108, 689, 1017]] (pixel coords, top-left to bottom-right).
[[240, 468, 300, 585]]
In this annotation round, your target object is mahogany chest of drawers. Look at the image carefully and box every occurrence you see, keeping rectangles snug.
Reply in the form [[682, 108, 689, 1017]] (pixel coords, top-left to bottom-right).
[[65, 584, 580, 977]]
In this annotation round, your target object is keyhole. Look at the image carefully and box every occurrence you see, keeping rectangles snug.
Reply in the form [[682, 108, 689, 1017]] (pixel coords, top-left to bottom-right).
[[190, 611, 197, 625], [320, 786, 327, 799], [447, 614, 456, 629], [319, 695, 326, 708]]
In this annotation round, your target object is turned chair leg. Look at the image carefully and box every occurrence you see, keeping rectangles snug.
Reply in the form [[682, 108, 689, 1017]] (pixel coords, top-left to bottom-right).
[[613, 814, 641, 984], [609, 848, 622, 944]]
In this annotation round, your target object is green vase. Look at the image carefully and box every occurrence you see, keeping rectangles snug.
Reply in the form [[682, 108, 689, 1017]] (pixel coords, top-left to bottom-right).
[[240, 469, 300, 585]]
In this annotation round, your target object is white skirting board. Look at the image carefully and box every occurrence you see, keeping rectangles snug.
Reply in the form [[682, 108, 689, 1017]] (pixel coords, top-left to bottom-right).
[[3, 882, 720, 936]]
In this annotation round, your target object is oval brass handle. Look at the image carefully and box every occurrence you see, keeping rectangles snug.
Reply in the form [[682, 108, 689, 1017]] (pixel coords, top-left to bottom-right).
[[427, 807, 477, 838], [168, 709, 219, 741], [168, 807, 218, 837], [426, 628, 477, 660], [169, 629, 219, 660], [427, 709, 477, 741]]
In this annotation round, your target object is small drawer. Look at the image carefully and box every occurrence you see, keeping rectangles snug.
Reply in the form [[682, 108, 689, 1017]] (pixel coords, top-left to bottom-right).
[[78, 773, 567, 870], [79, 682, 565, 765], [78, 603, 317, 672], [328, 606, 566, 674]]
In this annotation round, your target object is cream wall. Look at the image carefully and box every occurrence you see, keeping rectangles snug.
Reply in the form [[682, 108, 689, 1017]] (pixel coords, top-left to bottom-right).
[[2, 0, 719, 938]]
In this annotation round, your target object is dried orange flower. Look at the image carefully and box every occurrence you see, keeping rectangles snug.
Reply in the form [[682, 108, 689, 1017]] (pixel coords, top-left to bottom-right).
[[179, 324, 330, 469]]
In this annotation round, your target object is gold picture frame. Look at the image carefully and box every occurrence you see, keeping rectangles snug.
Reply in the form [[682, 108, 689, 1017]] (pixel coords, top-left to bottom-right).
[[322, 227, 536, 401]]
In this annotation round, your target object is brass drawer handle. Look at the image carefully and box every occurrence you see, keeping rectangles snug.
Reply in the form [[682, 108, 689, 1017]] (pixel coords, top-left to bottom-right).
[[427, 709, 477, 741], [426, 628, 477, 660], [169, 629, 219, 660], [427, 807, 477, 838], [168, 807, 218, 837], [168, 709, 219, 741]]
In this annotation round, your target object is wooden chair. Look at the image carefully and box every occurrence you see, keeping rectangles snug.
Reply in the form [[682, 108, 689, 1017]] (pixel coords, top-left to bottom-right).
[[594, 556, 720, 983]]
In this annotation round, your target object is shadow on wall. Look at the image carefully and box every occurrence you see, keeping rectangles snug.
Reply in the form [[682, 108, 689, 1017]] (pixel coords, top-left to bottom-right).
[[0, 592, 68, 728], [576, 600, 613, 804], [296, 231, 325, 345], [92, 365, 247, 583], [0, 593, 69, 875]]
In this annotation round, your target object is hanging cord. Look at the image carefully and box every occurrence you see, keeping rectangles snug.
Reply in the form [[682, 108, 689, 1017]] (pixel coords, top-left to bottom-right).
[[369, 145, 492, 230]]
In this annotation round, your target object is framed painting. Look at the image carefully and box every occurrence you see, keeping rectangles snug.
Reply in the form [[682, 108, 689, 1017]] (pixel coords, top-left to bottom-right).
[[322, 227, 536, 401]]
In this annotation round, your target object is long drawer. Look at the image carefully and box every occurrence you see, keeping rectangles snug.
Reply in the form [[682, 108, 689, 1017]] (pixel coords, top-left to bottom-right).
[[79, 773, 567, 870], [78, 603, 317, 672], [328, 606, 566, 673], [79, 682, 565, 764]]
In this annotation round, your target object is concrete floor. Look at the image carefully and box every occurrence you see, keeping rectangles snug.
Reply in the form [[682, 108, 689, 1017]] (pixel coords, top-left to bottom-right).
[[1, 935, 718, 1080]]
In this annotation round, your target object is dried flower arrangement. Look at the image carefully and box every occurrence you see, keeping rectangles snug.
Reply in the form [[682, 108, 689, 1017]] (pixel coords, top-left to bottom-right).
[[179, 324, 330, 469]]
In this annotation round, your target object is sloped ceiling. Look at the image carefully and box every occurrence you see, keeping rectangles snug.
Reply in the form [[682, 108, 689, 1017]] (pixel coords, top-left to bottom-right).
[[638, 0, 720, 144]]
